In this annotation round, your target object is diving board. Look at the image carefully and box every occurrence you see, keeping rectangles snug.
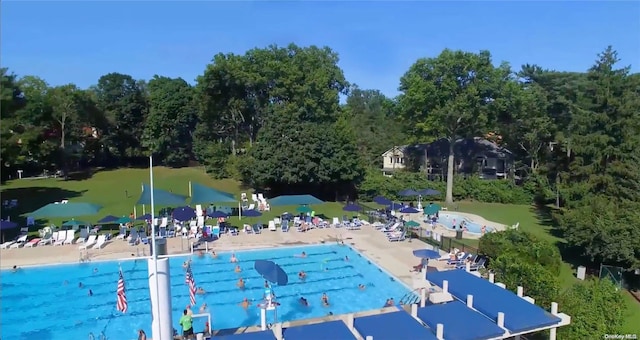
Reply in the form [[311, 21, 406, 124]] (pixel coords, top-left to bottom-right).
[[354, 311, 438, 340], [215, 330, 275, 340], [418, 301, 506, 339], [428, 270, 562, 333], [283, 320, 356, 340]]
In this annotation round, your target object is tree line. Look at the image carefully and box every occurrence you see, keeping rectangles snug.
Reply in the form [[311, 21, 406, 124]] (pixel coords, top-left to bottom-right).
[[1, 43, 639, 270]]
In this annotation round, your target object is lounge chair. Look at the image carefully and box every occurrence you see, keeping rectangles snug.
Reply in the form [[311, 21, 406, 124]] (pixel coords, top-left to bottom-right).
[[9, 235, 28, 248], [196, 205, 203, 217], [247, 203, 255, 210], [79, 235, 98, 250], [383, 223, 400, 233], [38, 231, 56, 246], [128, 230, 140, 246], [53, 232, 67, 246], [268, 221, 277, 231], [211, 226, 220, 239], [76, 228, 90, 244], [116, 227, 128, 240], [331, 217, 341, 228], [24, 238, 41, 248], [93, 235, 107, 249], [281, 221, 290, 232], [388, 231, 406, 242], [0, 241, 15, 249], [243, 224, 253, 234], [252, 224, 262, 234], [458, 257, 487, 271], [64, 230, 77, 244]]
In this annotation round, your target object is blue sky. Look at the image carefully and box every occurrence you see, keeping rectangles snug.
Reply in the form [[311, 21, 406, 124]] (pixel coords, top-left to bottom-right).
[[2, 1, 638, 98]]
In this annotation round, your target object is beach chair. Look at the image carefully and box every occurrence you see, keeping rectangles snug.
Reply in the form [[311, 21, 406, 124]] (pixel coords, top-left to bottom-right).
[[38, 231, 57, 246], [128, 230, 140, 246], [0, 241, 15, 249], [196, 205, 203, 217], [251, 193, 258, 203], [53, 231, 67, 246], [247, 203, 255, 210], [92, 235, 107, 249], [211, 226, 220, 240], [76, 228, 90, 244], [24, 238, 42, 248], [252, 224, 262, 234], [387, 231, 406, 242], [243, 224, 253, 234], [79, 235, 98, 250], [116, 226, 128, 240], [383, 222, 400, 233], [9, 235, 28, 248], [281, 221, 290, 232], [268, 220, 277, 231], [64, 230, 76, 244], [458, 257, 487, 271]]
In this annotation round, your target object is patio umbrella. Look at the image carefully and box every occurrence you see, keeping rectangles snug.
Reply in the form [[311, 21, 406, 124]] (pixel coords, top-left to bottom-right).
[[405, 220, 421, 228], [399, 207, 420, 214], [136, 213, 152, 221], [29, 202, 102, 218], [97, 215, 119, 224], [373, 196, 392, 205], [296, 206, 312, 214], [173, 206, 196, 221], [114, 216, 133, 224], [208, 210, 229, 218], [386, 202, 403, 210], [62, 219, 88, 227], [0, 220, 18, 231], [419, 189, 441, 196], [412, 249, 441, 259], [424, 204, 441, 215], [398, 189, 419, 197], [254, 260, 289, 286], [342, 203, 362, 212], [243, 209, 262, 218]]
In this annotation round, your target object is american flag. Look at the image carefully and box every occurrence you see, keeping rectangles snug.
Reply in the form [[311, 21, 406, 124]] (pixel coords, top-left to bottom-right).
[[185, 265, 197, 306], [116, 269, 128, 313]]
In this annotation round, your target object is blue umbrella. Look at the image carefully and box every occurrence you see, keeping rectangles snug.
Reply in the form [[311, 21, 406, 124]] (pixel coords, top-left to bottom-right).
[[342, 203, 362, 212], [386, 202, 403, 210], [136, 213, 152, 221], [208, 210, 229, 218], [398, 189, 419, 197], [173, 206, 196, 221], [373, 196, 392, 205], [0, 220, 18, 231], [400, 207, 420, 214], [419, 189, 441, 196], [412, 249, 441, 259], [97, 215, 118, 223], [243, 209, 262, 217], [254, 260, 288, 286]]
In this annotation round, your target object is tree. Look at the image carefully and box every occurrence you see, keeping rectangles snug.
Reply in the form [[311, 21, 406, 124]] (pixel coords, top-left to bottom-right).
[[398, 49, 509, 203], [142, 76, 197, 167]]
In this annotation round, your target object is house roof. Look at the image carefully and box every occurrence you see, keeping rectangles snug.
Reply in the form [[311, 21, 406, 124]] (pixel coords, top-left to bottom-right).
[[383, 137, 512, 159]]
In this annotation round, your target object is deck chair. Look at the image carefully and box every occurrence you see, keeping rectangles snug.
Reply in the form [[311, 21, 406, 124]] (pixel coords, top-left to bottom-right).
[[196, 205, 203, 217], [92, 235, 107, 249], [252, 224, 262, 234], [251, 193, 258, 202], [0, 241, 15, 249], [247, 204, 255, 210], [281, 221, 290, 232], [9, 235, 28, 248], [116, 226, 128, 240], [24, 238, 41, 248], [268, 220, 277, 231], [53, 231, 68, 246], [79, 235, 97, 250], [128, 230, 140, 246], [38, 231, 57, 246], [64, 230, 76, 244], [212, 226, 220, 239], [76, 228, 90, 244], [243, 224, 253, 234]]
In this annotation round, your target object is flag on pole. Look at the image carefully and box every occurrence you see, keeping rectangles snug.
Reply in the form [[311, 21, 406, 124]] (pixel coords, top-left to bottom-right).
[[116, 268, 128, 313], [185, 264, 197, 306]]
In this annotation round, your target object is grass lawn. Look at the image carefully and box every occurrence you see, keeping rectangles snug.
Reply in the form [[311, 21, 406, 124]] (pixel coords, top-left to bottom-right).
[[2, 167, 638, 332]]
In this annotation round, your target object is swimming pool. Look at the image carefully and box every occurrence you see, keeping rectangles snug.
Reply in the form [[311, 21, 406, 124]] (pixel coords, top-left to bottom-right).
[[0, 244, 412, 340], [436, 213, 492, 234]]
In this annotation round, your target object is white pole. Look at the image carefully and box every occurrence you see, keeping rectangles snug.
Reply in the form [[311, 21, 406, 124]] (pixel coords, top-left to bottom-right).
[[149, 155, 163, 340], [189, 181, 192, 197], [238, 202, 242, 220]]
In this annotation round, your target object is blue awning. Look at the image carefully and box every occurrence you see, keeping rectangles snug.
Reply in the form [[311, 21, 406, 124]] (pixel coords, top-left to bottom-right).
[[190, 182, 236, 204], [268, 195, 324, 206], [283, 320, 356, 340], [417, 301, 506, 339], [354, 311, 438, 340], [137, 184, 186, 206]]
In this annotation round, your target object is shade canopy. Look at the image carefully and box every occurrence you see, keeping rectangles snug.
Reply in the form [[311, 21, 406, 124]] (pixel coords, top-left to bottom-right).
[[208, 210, 229, 218], [254, 260, 288, 286], [173, 206, 196, 221], [137, 184, 186, 206], [29, 202, 102, 218], [0, 220, 18, 231], [113, 216, 133, 224], [412, 249, 441, 259], [342, 203, 362, 212], [62, 219, 88, 227], [190, 182, 236, 204], [405, 220, 420, 228], [399, 207, 420, 214], [97, 215, 119, 224], [386, 202, 403, 210], [423, 204, 441, 215], [268, 195, 324, 206], [296, 205, 312, 214], [373, 196, 392, 205], [398, 189, 419, 197], [243, 209, 262, 217], [419, 189, 441, 196]]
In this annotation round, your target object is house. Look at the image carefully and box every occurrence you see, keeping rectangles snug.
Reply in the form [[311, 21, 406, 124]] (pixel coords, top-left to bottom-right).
[[381, 137, 513, 179]]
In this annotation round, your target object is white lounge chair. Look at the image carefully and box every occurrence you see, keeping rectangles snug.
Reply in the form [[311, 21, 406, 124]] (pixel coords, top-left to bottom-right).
[[76, 228, 90, 244], [0, 241, 15, 249], [9, 235, 28, 248], [332, 217, 341, 227], [247, 204, 255, 210], [53, 231, 67, 246], [24, 238, 41, 248], [281, 221, 290, 232], [79, 235, 98, 250], [39, 231, 57, 246], [92, 235, 107, 249], [196, 205, 203, 217], [268, 221, 277, 231], [64, 230, 76, 244], [251, 194, 258, 202]]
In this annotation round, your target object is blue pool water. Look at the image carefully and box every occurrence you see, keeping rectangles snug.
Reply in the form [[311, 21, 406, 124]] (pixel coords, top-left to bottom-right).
[[0, 244, 411, 340], [436, 213, 492, 234]]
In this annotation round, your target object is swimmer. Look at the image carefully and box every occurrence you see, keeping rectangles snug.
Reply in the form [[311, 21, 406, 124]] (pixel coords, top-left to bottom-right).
[[234, 265, 242, 273], [88, 289, 93, 296], [199, 303, 208, 313], [328, 312, 334, 316], [299, 297, 309, 307], [138, 329, 147, 340], [295, 251, 307, 258], [196, 287, 206, 295], [384, 298, 395, 307], [239, 298, 251, 309], [183, 259, 192, 269], [264, 280, 270, 288], [198, 250, 205, 258], [211, 251, 218, 259], [230, 253, 238, 263], [11, 265, 19, 272], [358, 284, 366, 290], [93, 268, 98, 273], [321, 293, 329, 306], [298, 271, 307, 280], [344, 256, 349, 261], [237, 278, 245, 289], [79, 282, 84, 288]]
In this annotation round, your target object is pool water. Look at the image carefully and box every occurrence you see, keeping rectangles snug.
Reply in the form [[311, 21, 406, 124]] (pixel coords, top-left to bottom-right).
[[436, 213, 492, 234], [0, 244, 411, 340]]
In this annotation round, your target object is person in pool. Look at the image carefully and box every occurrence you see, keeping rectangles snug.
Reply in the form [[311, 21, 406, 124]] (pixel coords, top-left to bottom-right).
[[211, 251, 218, 259], [237, 278, 245, 289], [295, 251, 307, 258], [183, 259, 192, 269], [198, 250, 205, 258], [11, 265, 19, 272], [298, 270, 307, 280], [321, 293, 330, 306], [358, 284, 366, 290], [230, 253, 238, 263], [384, 298, 395, 307], [196, 287, 206, 295], [234, 265, 242, 273], [138, 329, 147, 340], [344, 256, 349, 261], [299, 297, 309, 307], [78, 282, 84, 288], [88, 289, 93, 296], [199, 303, 208, 313], [240, 298, 251, 309]]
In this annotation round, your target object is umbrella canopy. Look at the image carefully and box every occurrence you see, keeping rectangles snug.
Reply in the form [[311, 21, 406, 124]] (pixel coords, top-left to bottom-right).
[[424, 204, 442, 215], [412, 249, 441, 259], [114, 216, 133, 224], [190, 182, 236, 204], [62, 219, 88, 227], [400, 207, 420, 214], [137, 184, 186, 206], [242, 209, 262, 217], [173, 206, 196, 221], [28, 202, 102, 218], [405, 220, 421, 228], [136, 213, 152, 221], [373, 196, 392, 205], [97, 215, 119, 224], [342, 203, 362, 212], [254, 260, 289, 286], [296, 206, 312, 214], [386, 202, 403, 210], [268, 195, 324, 206], [0, 220, 18, 231], [419, 189, 441, 196], [208, 210, 229, 218], [398, 189, 419, 197]]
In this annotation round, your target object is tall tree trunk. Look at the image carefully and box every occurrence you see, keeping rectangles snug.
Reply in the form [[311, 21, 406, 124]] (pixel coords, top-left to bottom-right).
[[445, 137, 455, 204], [60, 120, 68, 179]]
